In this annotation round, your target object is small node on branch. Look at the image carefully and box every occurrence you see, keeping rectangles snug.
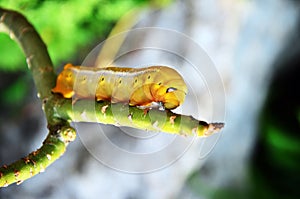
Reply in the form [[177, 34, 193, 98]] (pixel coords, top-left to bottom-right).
[[59, 126, 76, 143]]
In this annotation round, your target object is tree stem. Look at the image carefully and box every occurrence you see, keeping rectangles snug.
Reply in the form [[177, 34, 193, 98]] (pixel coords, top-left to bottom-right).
[[0, 7, 75, 187]]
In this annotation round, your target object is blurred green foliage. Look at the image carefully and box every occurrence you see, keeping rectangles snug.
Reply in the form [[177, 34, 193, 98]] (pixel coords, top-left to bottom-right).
[[2, 75, 28, 104], [1, 0, 171, 107], [0, 0, 154, 71], [251, 38, 300, 199]]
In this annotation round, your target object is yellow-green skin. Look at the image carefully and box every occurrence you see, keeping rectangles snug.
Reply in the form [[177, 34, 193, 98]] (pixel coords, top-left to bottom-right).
[[52, 64, 187, 109]]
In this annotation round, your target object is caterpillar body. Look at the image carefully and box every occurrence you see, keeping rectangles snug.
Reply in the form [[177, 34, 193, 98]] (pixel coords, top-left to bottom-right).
[[52, 63, 187, 109]]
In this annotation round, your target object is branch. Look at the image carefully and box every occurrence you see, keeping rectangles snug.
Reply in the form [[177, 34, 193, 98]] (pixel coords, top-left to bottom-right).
[[0, 125, 76, 187], [0, 8, 55, 99], [53, 98, 224, 137], [0, 7, 75, 187]]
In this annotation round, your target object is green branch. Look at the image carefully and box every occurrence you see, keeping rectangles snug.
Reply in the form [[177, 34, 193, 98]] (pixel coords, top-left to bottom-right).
[[0, 7, 75, 187], [0, 126, 76, 187], [0, 8, 55, 98], [53, 99, 224, 137], [0, 7, 224, 187]]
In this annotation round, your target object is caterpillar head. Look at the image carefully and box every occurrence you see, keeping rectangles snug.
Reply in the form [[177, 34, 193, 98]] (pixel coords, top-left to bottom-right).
[[150, 66, 187, 109]]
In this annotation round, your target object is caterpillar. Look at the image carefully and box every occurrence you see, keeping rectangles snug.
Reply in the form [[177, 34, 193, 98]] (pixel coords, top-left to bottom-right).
[[52, 63, 187, 109]]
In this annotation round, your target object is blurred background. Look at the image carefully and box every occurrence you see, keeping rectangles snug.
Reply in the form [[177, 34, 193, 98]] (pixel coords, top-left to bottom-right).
[[0, 0, 299, 198]]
